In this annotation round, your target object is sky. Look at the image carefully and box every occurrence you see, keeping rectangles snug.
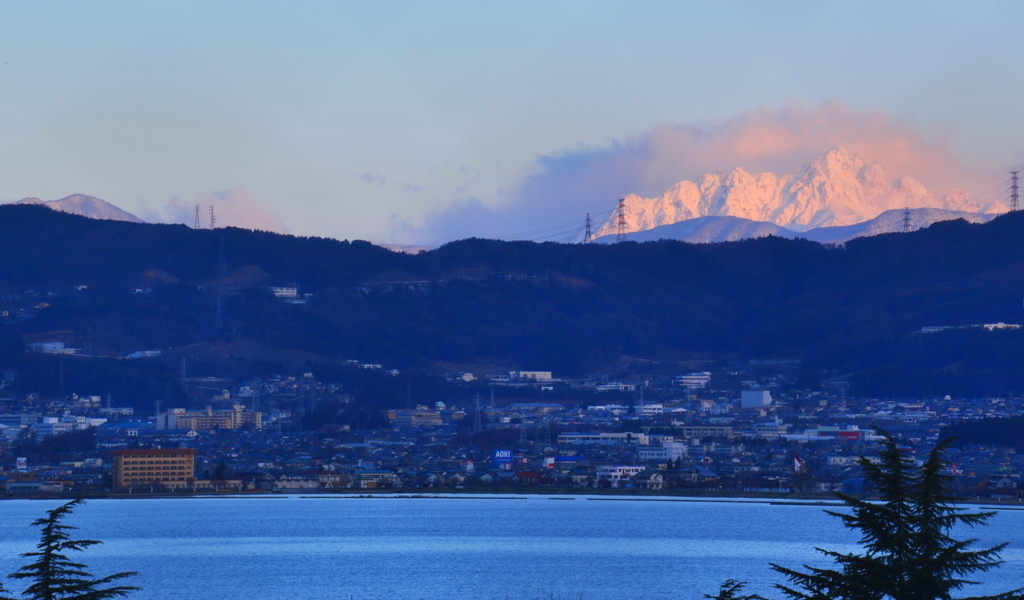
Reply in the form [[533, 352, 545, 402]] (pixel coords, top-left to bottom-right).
[[2, 2, 1024, 245]]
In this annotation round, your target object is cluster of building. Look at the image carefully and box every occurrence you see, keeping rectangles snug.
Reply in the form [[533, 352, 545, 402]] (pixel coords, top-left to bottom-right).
[[2, 366, 1024, 497]]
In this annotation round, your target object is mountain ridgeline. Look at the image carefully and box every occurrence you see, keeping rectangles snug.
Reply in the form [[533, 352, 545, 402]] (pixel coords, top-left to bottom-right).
[[1, 203, 1023, 406]]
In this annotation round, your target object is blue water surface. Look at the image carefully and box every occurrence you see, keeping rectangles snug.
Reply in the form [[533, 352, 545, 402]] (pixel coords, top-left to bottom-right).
[[1, 495, 1022, 600]]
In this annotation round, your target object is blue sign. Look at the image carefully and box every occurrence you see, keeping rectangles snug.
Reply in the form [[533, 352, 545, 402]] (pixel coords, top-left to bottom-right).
[[493, 449, 513, 468]]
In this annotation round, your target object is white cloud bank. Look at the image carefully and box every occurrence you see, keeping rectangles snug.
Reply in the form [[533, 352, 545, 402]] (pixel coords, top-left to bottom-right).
[[143, 189, 290, 234], [418, 100, 995, 245]]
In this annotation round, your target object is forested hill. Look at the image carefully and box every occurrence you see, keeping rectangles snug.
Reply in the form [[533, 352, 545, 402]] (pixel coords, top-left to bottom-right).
[[1, 203, 1024, 403]]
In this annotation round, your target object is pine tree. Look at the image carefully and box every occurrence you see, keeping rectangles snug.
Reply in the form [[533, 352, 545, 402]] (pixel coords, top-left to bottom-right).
[[705, 579, 767, 600], [771, 430, 1022, 600], [7, 499, 139, 600], [0, 581, 17, 600]]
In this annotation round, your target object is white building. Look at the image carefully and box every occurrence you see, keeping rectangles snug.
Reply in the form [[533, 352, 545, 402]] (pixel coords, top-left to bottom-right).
[[638, 441, 689, 462], [675, 372, 711, 388], [595, 465, 644, 488], [271, 286, 298, 298], [559, 432, 655, 446], [511, 371, 552, 381], [741, 390, 772, 408]]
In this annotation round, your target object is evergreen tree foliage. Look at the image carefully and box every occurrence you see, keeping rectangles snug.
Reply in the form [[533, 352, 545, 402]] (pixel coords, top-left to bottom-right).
[[771, 430, 1022, 600], [0, 581, 17, 600], [705, 579, 767, 600], [7, 499, 139, 600]]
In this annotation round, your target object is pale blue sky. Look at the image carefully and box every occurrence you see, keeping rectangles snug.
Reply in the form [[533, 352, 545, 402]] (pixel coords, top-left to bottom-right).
[[2, 2, 1023, 243]]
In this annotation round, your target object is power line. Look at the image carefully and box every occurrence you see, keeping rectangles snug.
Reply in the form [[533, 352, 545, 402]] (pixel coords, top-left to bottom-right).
[[1010, 171, 1020, 211], [616, 199, 627, 243]]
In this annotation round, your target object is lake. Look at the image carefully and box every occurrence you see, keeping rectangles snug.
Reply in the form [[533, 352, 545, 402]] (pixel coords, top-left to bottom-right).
[[1, 495, 1023, 600]]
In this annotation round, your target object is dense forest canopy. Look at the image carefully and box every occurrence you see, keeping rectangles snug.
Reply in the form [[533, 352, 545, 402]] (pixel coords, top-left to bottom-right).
[[1, 203, 1023, 407]]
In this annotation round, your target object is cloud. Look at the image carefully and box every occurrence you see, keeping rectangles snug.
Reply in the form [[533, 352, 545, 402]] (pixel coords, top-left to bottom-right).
[[142, 189, 290, 234], [419, 99, 989, 244]]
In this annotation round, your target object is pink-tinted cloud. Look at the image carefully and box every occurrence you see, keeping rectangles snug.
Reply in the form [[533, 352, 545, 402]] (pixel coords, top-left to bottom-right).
[[144, 189, 289, 234], [420, 100, 991, 244]]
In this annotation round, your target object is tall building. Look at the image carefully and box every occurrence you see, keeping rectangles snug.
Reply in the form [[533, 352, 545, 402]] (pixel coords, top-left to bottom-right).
[[111, 449, 196, 489], [155, 404, 262, 431]]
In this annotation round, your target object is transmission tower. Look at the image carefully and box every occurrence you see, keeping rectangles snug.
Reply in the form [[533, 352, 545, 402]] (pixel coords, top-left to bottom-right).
[[473, 393, 483, 434], [209, 205, 216, 229], [215, 234, 227, 332], [1011, 171, 1020, 212], [519, 422, 528, 443], [58, 359, 65, 400], [616, 198, 627, 243], [193, 205, 201, 229], [489, 389, 495, 409], [584, 213, 592, 244], [902, 207, 912, 233], [307, 377, 316, 413], [181, 357, 190, 402]]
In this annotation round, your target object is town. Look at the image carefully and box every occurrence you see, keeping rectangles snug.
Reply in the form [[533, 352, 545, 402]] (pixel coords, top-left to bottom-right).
[[1, 363, 1021, 499]]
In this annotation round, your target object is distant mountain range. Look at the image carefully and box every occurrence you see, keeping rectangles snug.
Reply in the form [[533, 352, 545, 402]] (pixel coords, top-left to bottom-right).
[[15, 194, 144, 223], [593, 207, 997, 245], [594, 147, 1006, 239]]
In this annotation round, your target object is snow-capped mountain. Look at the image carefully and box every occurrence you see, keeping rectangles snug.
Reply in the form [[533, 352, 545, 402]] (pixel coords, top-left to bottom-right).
[[594, 147, 1006, 237], [16, 194, 144, 223], [592, 207, 997, 245]]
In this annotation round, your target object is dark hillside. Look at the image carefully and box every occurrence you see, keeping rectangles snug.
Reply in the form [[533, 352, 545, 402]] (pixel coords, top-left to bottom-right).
[[1, 204, 1023, 406]]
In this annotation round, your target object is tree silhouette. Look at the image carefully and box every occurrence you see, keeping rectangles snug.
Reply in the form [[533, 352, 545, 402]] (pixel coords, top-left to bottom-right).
[[772, 430, 1022, 600], [7, 499, 139, 600]]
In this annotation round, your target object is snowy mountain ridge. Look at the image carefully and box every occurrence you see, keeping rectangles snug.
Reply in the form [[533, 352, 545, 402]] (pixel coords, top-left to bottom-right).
[[15, 194, 144, 223], [593, 207, 997, 245], [594, 147, 1006, 238]]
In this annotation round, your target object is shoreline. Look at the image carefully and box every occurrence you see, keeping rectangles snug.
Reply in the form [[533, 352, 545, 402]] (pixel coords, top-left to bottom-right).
[[3, 487, 1023, 507]]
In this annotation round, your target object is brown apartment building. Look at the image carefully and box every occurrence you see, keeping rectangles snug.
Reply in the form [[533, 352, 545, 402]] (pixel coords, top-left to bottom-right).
[[111, 449, 196, 489]]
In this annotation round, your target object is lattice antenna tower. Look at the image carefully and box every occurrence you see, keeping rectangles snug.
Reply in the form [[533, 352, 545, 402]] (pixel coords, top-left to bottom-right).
[[307, 378, 316, 414], [181, 357, 190, 401], [215, 234, 227, 332], [541, 418, 551, 445], [584, 213, 592, 244], [1011, 171, 1020, 212], [194, 205, 201, 229], [519, 421, 528, 443], [616, 199, 627, 243], [209, 205, 216, 229], [902, 207, 912, 233], [473, 393, 482, 434], [154, 398, 162, 416]]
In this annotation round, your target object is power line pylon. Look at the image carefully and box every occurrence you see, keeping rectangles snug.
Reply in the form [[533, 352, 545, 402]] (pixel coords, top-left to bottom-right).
[[584, 213, 592, 244], [194, 205, 201, 229], [473, 393, 483, 434], [1011, 171, 1020, 212], [616, 199, 627, 243], [902, 207, 912, 233], [215, 234, 227, 332], [209, 205, 216, 229]]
